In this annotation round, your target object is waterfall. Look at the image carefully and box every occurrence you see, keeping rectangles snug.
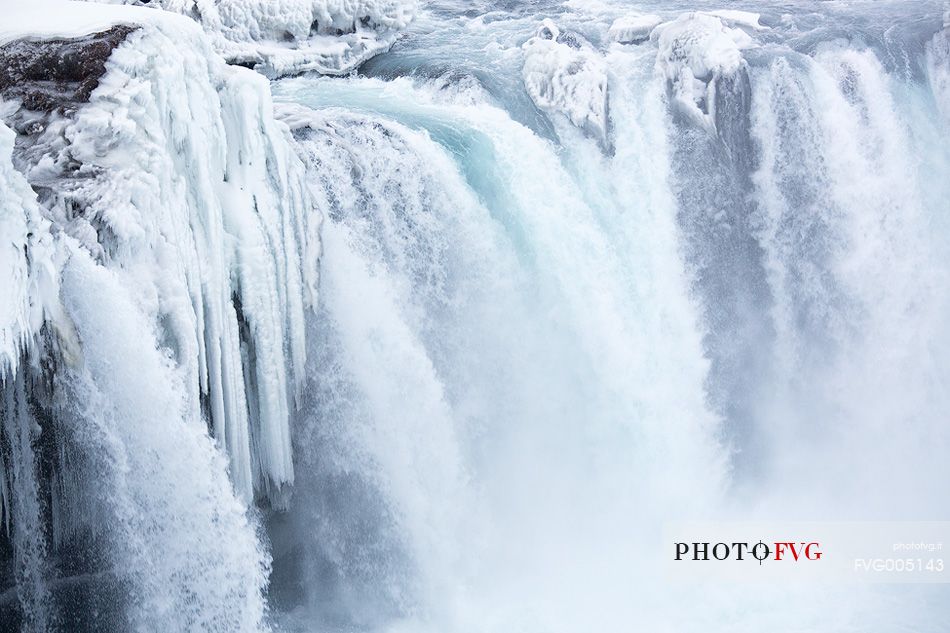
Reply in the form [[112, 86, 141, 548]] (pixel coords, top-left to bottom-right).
[[2, 0, 950, 631], [265, 72, 726, 630], [747, 40, 950, 513]]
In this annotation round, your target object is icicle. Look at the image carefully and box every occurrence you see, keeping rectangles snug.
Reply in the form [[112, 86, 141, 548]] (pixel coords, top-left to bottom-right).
[[0, 122, 59, 379]]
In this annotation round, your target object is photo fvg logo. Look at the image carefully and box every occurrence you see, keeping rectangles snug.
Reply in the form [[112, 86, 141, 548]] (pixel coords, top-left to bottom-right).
[[664, 522, 950, 583], [674, 541, 823, 564]]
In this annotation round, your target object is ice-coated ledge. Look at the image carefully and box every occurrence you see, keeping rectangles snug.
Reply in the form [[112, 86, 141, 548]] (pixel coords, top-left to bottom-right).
[[651, 12, 756, 131], [77, 0, 417, 77], [608, 13, 662, 45], [522, 19, 610, 150]]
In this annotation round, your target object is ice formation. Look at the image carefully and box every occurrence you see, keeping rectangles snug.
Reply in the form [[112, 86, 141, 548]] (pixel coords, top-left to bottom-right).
[[0, 1, 325, 627], [607, 13, 661, 45], [700, 10, 764, 31], [0, 121, 61, 377], [522, 19, 609, 148], [1, 1, 321, 505], [652, 12, 756, 131], [81, 0, 417, 77]]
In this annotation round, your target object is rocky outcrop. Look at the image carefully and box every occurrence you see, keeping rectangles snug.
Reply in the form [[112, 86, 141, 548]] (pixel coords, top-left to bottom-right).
[[521, 19, 611, 151], [0, 26, 137, 113]]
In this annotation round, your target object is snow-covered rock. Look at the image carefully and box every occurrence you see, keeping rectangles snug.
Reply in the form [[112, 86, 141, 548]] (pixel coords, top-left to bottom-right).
[[0, 25, 138, 114], [80, 0, 417, 77], [0, 1, 322, 505], [607, 13, 661, 44], [701, 9, 764, 31], [522, 19, 610, 149], [652, 12, 755, 131]]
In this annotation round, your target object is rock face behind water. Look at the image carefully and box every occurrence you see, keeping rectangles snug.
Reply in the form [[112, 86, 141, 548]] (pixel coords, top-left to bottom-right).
[[0, 25, 137, 113]]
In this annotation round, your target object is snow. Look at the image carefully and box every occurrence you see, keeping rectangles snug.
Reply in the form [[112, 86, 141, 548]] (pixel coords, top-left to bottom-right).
[[521, 19, 610, 149], [607, 13, 661, 44], [1, 0, 322, 504], [78, 0, 417, 77], [652, 12, 756, 131], [0, 0, 178, 44]]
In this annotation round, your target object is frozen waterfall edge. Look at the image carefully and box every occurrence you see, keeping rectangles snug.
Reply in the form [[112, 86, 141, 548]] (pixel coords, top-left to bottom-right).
[[1, 5, 323, 629]]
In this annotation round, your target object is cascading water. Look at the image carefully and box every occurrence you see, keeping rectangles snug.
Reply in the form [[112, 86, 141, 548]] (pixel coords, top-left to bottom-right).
[[2, 0, 950, 631], [266, 80, 726, 629]]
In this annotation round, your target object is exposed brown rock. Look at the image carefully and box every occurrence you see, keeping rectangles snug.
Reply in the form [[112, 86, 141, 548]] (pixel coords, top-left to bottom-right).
[[0, 25, 138, 113]]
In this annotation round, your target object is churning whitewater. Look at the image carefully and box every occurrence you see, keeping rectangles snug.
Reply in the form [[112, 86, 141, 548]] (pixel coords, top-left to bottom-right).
[[1, 0, 950, 631]]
